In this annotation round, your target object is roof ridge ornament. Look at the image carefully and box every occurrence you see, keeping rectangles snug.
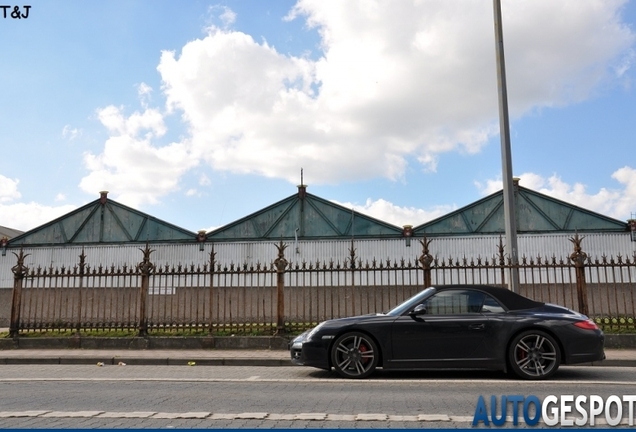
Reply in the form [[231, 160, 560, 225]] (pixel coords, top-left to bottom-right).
[[297, 168, 307, 199], [99, 191, 108, 205]]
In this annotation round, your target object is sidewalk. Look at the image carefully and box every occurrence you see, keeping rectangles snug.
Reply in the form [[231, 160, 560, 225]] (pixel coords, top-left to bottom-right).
[[0, 348, 635, 367], [0, 348, 289, 366]]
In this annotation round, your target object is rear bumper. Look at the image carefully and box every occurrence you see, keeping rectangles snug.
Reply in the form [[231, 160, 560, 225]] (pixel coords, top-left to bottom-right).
[[563, 329, 605, 365], [567, 350, 606, 364]]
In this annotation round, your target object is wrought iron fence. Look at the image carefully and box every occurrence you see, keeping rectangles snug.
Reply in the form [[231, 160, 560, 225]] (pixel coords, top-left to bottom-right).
[[6, 235, 636, 336]]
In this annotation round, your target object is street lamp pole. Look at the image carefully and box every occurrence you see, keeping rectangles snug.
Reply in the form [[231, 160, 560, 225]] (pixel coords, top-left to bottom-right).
[[493, 0, 519, 292]]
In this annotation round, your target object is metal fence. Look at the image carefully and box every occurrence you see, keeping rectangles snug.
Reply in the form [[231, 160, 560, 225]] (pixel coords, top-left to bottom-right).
[[6, 235, 636, 336]]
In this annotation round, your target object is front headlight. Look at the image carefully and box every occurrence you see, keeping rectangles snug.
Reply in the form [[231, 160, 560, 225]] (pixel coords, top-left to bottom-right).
[[305, 322, 326, 341], [291, 340, 303, 350]]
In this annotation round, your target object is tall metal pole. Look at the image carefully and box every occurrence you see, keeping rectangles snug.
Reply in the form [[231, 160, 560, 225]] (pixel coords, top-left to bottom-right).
[[493, 0, 519, 292]]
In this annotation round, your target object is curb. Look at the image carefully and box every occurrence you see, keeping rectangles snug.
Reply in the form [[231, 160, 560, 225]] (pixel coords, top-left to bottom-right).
[[2, 334, 635, 350], [0, 335, 635, 368], [0, 357, 292, 366], [0, 356, 633, 367], [0, 336, 291, 350], [604, 334, 636, 349], [594, 359, 636, 367]]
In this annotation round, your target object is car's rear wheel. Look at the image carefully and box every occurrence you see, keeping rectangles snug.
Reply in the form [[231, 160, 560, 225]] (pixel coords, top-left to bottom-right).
[[509, 330, 561, 380], [331, 332, 378, 379]]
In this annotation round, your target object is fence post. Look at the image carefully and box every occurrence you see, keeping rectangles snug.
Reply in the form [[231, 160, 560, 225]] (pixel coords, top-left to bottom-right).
[[349, 239, 356, 316], [76, 249, 86, 333], [569, 233, 589, 316], [9, 249, 30, 338], [274, 240, 288, 335], [208, 245, 216, 335], [136, 243, 155, 337], [418, 237, 433, 288]]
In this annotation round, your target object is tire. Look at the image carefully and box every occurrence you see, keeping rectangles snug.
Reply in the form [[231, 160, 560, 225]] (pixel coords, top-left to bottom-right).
[[508, 330, 561, 380], [331, 332, 379, 379]]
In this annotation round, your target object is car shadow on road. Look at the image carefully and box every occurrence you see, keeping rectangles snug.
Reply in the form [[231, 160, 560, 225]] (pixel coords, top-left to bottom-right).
[[305, 368, 510, 380], [305, 367, 602, 381]]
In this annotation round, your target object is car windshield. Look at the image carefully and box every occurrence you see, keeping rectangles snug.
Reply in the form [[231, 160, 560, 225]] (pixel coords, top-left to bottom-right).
[[385, 287, 437, 316]]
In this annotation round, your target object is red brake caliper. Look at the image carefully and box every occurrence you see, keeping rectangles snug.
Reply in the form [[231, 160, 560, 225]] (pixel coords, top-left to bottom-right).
[[359, 343, 368, 364]]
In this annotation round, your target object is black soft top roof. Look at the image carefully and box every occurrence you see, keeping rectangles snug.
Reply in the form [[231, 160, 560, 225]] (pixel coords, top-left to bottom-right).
[[435, 285, 545, 311]]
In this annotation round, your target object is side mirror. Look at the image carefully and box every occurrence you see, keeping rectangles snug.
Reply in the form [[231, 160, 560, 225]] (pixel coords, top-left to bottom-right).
[[409, 303, 427, 317]]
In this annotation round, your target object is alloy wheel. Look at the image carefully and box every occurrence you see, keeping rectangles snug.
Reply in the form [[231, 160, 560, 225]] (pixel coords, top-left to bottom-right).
[[331, 332, 378, 378], [510, 331, 560, 379]]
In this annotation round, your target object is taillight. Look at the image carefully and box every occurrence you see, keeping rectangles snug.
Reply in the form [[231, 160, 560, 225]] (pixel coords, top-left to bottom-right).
[[573, 319, 600, 330]]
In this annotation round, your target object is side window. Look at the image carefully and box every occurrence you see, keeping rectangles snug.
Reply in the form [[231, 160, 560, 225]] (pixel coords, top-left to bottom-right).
[[481, 295, 506, 313], [423, 290, 486, 315]]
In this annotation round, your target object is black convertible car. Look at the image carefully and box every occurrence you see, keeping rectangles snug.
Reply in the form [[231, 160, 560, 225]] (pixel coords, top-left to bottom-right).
[[289, 285, 605, 379]]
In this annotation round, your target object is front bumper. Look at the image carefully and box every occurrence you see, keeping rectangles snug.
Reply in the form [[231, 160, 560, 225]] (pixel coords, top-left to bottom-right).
[[290, 340, 304, 364], [289, 335, 331, 370]]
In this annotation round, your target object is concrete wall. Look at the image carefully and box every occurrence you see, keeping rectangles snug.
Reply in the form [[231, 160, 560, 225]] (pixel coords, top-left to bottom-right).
[[0, 289, 10, 327], [2, 282, 634, 331]]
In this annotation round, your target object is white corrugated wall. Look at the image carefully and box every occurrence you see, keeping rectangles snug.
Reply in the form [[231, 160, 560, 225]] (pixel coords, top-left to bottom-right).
[[1, 233, 633, 287]]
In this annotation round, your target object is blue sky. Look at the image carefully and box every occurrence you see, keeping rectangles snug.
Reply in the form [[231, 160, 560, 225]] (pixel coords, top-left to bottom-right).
[[1, 0, 635, 234]]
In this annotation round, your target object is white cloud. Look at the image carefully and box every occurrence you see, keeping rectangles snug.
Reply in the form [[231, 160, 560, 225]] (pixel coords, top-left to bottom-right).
[[73, 1, 634, 215], [62, 125, 81, 141], [205, 5, 237, 32], [201, 225, 220, 234], [0, 176, 76, 231], [54, 193, 66, 202], [611, 166, 636, 218], [0, 175, 21, 203], [137, 82, 153, 108], [97, 105, 166, 138], [477, 168, 636, 221], [79, 105, 197, 208], [138, 82, 153, 97], [333, 198, 456, 228], [218, 6, 236, 28], [0, 202, 77, 232], [614, 48, 635, 79], [154, 0, 633, 186], [198, 174, 211, 186]]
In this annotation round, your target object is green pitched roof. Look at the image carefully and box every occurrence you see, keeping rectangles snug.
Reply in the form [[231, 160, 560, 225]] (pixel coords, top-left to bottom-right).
[[8, 194, 197, 246], [414, 185, 628, 236], [207, 188, 403, 241]]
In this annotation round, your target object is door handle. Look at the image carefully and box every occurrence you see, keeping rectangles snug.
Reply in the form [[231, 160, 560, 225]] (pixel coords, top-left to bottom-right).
[[469, 323, 485, 330]]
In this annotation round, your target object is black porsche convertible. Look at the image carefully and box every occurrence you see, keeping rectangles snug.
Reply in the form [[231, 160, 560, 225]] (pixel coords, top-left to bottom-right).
[[289, 285, 605, 379]]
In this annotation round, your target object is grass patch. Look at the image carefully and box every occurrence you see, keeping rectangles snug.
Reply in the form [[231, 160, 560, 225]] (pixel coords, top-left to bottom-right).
[[1, 323, 308, 338], [4, 329, 138, 338], [593, 316, 636, 334], [7, 318, 631, 337]]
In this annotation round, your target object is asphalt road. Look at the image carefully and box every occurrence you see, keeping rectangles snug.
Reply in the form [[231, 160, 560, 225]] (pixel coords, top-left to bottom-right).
[[0, 365, 635, 429]]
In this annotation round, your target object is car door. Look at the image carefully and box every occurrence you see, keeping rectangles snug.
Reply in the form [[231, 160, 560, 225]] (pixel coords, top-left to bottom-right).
[[389, 289, 491, 366]]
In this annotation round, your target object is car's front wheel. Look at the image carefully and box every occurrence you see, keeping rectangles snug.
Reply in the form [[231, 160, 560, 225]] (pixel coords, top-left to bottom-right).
[[331, 332, 378, 379], [508, 330, 561, 380]]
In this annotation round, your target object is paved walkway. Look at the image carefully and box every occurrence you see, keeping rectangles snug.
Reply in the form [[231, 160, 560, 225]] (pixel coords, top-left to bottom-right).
[[0, 348, 289, 366], [0, 348, 635, 367]]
